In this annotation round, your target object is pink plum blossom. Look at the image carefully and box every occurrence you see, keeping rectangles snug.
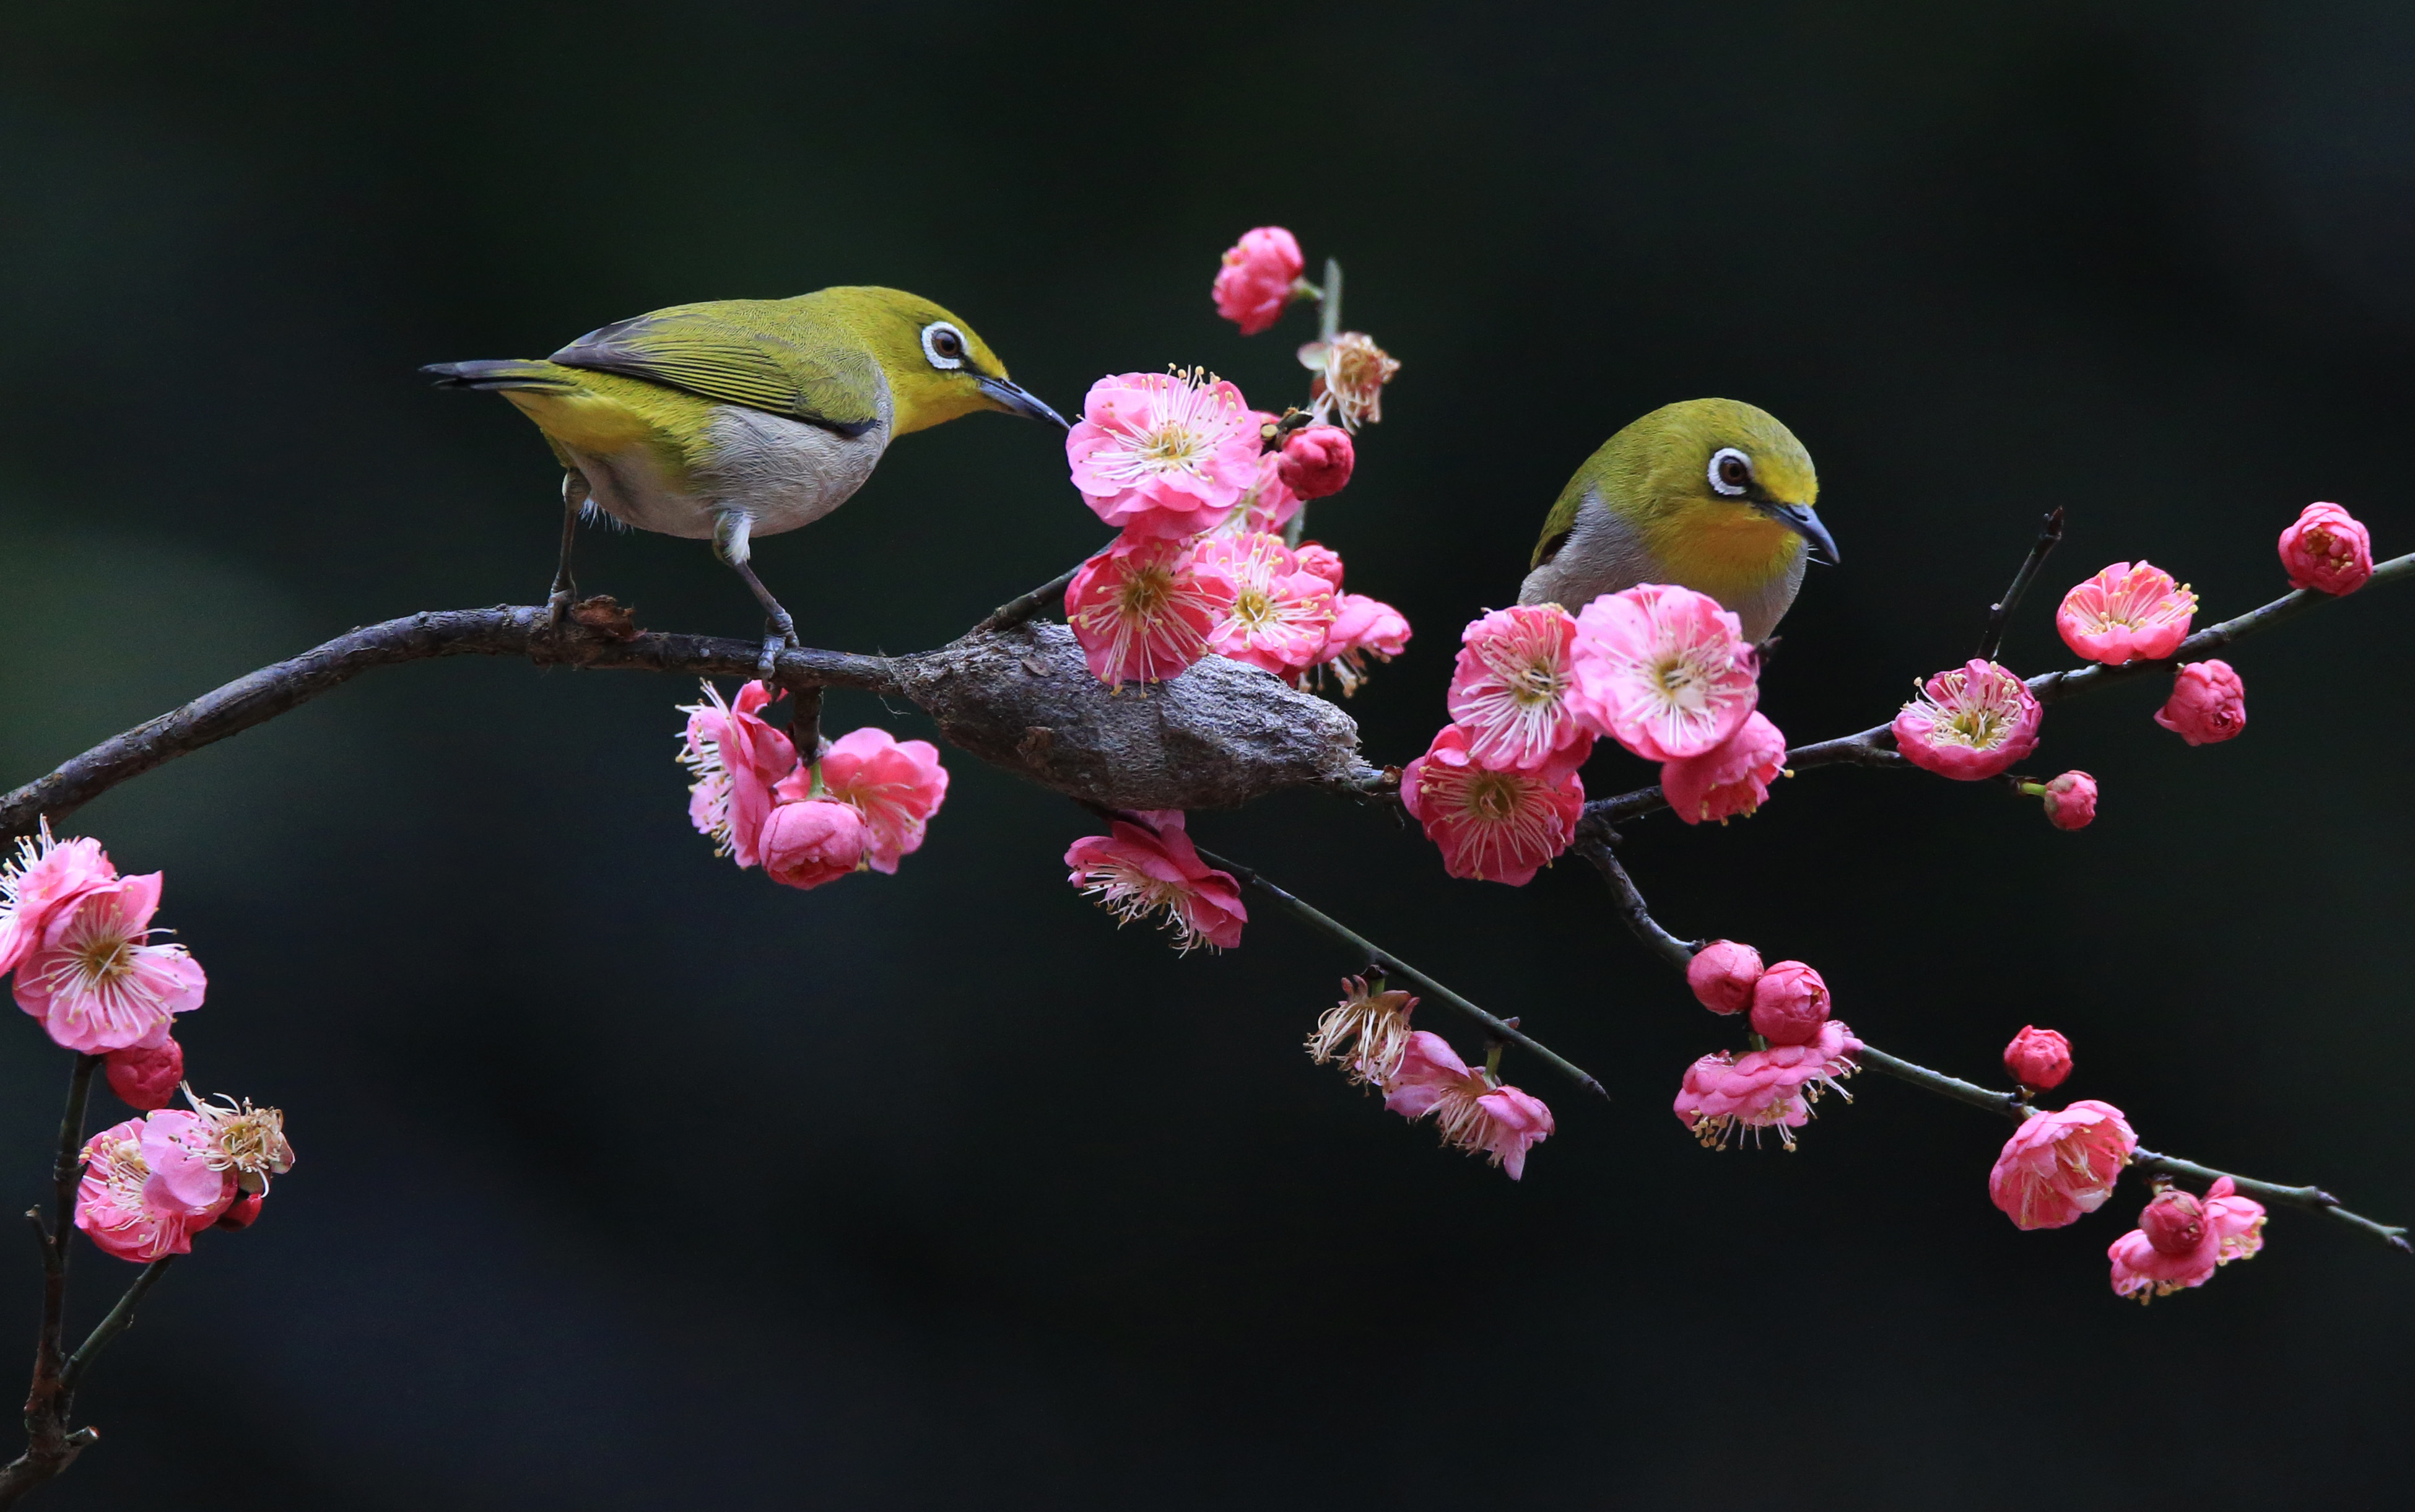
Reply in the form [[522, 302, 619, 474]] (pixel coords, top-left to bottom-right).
[[2154, 659, 2246, 745], [75, 1111, 232, 1264], [105, 1036, 185, 1111], [1671, 1019, 1861, 1151], [1401, 724, 1585, 886], [1298, 332, 1400, 432], [1277, 425, 1355, 499], [0, 823, 117, 976], [2278, 502, 2374, 596], [1064, 536, 1233, 688], [1987, 1099, 2137, 1230], [2108, 1178, 2266, 1303], [1313, 594, 1413, 697], [1686, 941, 1763, 1015], [2030, 770, 2098, 830], [676, 680, 798, 868], [1892, 659, 2042, 780], [1064, 810, 1245, 954], [1212, 227, 1305, 335], [1568, 584, 1759, 762], [13, 873, 205, 1055], [758, 799, 869, 891], [1194, 532, 1338, 676], [1067, 369, 1261, 539], [2055, 561, 2198, 665], [177, 1090, 294, 1195], [1661, 710, 1786, 825], [2003, 1026, 2073, 1091], [1446, 604, 1592, 778], [781, 728, 949, 874], [1383, 1031, 1554, 1180], [1306, 975, 1417, 1088], [1748, 960, 1830, 1046]]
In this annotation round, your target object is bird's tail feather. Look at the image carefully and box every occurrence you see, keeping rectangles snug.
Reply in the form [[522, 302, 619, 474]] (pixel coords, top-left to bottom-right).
[[420, 358, 578, 393]]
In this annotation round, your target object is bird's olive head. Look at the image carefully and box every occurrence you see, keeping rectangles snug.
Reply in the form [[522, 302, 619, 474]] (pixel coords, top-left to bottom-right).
[[825, 287, 1067, 437], [1632, 398, 1834, 574]]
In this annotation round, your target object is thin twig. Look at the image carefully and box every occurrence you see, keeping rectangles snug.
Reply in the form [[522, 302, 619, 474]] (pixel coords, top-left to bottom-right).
[[1570, 837, 1694, 973], [973, 564, 1084, 635], [59, 1258, 175, 1400], [0, 1057, 102, 1505], [1581, 549, 2415, 830], [1976, 508, 2066, 661], [2130, 1149, 2409, 1251], [1186, 843, 1608, 1100], [1853, 1045, 2028, 1120]]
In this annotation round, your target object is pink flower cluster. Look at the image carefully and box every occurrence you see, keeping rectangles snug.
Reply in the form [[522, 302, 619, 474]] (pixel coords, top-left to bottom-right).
[[76, 1092, 294, 1264], [2107, 1178, 2266, 1303], [1064, 810, 1245, 954], [1, 825, 204, 1057], [1061, 367, 1402, 692], [1669, 943, 1858, 1150], [1408, 583, 1779, 885], [676, 682, 948, 890]]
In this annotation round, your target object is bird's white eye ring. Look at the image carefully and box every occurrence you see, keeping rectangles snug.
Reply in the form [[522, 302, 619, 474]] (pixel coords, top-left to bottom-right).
[[1708, 446, 1753, 497], [921, 321, 967, 370]]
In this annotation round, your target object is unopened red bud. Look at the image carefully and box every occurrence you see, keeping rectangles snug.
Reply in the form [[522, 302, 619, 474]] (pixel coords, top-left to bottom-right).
[[2154, 660, 2246, 746], [1748, 960, 1830, 1046], [2003, 1025, 2073, 1090], [2139, 1188, 2208, 1257], [2040, 771, 2097, 831], [1686, 940, 1764, 1015], [214, 1192, 265, 1231], [1276, 425, 1355, 500], [103, 1038, 184, 1111]]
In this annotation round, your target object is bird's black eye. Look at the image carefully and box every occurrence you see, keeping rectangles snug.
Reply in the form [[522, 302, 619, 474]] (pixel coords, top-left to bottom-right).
[[1708, 446, 1753, 497], [920, 321, 967, 370]]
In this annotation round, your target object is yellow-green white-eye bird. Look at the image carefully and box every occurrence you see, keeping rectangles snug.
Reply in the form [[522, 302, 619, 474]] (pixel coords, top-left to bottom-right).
[[424, 285, 1066, 667], [1518, 398, 1836, 641]]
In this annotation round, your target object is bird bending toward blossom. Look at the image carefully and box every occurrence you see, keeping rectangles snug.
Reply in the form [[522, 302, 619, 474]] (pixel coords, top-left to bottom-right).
[[1519, 398, 1837, 641], [425, 286, 1067, 672]]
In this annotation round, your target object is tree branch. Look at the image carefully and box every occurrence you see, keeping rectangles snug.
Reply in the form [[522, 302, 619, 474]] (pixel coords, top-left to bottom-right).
[[973, 564, 1084, 635], [1186, 843, 1608, 1100], [58, 1259, 175, 1401], [0, 1057, 102, 1506], [2, 606, 1385, 842]]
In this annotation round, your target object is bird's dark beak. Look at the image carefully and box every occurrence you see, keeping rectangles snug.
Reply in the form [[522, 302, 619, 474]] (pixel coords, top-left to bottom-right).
[[1766, 502, 1840, 566], [978, 375, 1070, 429]]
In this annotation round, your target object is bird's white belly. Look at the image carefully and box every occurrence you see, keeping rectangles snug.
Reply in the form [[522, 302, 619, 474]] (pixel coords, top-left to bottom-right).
[[569, 403, 890, 542]]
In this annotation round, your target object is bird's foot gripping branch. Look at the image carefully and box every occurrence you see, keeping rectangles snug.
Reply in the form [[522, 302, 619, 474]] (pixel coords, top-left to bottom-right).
[[1, 225, 2405, 1499]]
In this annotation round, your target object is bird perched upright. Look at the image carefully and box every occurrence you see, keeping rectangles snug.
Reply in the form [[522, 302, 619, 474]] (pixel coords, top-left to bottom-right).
[[1518, 398, 1837, 641], [425, 285, 1066, 669]]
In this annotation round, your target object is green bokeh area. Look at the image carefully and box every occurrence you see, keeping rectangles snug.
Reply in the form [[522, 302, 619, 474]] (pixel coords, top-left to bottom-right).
[[4, 3, 2411, 1507]]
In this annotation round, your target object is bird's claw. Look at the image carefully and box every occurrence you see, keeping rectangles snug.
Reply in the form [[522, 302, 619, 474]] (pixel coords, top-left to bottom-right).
[[547, 588, 576, 629]]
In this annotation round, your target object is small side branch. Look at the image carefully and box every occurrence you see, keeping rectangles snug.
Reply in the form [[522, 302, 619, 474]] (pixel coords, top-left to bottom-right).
[[973, 563, 1084, 635], [1976, 508, 2066, 661], [59, 1258, 175, 1400], [2132, 1149, 2411, 1253], [1189, 843, 1608, 1100]]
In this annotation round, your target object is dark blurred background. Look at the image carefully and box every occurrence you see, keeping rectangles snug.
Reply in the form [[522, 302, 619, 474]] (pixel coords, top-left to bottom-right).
[[4, 2, 2411, 1506]]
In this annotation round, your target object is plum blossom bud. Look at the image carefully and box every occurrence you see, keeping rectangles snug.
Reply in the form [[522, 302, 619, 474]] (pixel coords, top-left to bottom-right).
[[105, 1036, 185, 1111], [2002, 1026, 2073, 1091], [2154, 660, 2245, 746], [1277, 425, 1355, 499], [1212, 227, 1306, 336], [214, 1192, 265, 1231], [1686, 940, 1763, 1015], [2278, 502, 2374, 596], [759, 799, 869, 891], [2139, 1188, 2208, 1256], [1292, 542, 1346, 589], [1749, 961, 1830, 1046], [2030, 770, 2097, 830]]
